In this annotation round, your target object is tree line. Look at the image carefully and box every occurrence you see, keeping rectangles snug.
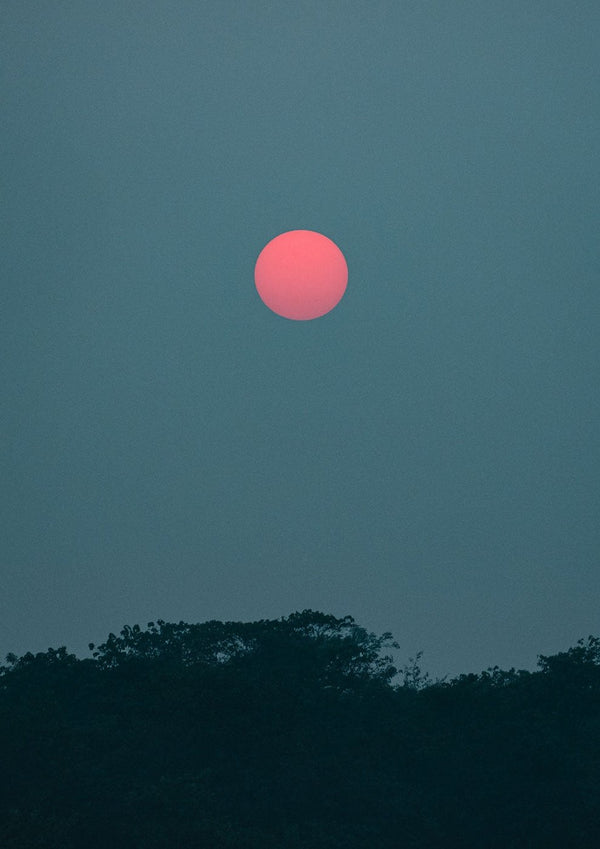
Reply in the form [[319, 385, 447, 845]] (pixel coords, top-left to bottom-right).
[[1, 609, 599, 848]]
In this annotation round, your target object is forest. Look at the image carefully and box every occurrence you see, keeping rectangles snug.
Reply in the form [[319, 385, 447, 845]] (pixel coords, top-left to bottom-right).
[[1, 609, 599, 848]]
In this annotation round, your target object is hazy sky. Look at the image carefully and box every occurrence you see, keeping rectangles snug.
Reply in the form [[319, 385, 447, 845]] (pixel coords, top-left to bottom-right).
[[3, 2, 599, 681]]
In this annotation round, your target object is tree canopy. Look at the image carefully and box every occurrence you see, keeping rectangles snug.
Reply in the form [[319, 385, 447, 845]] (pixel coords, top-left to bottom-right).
[[1, 612, 600, 848]]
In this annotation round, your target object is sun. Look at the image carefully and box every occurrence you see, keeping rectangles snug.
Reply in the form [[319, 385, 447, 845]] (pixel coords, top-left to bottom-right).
[[254, 230, 348, 320]]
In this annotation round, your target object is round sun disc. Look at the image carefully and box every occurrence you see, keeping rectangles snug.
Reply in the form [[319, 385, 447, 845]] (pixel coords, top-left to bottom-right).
[[254, 230, 348, 320]]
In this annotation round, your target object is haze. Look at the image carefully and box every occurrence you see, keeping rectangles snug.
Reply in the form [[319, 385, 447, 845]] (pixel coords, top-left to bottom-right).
[[2, 2, 599, 681]]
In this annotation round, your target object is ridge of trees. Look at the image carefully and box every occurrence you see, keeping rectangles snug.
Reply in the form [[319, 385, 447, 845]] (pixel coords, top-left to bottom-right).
[[1, 610, 600, 848]]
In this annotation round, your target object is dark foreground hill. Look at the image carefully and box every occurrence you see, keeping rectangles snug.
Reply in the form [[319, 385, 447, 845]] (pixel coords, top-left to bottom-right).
[[1, 610, 600, 848]]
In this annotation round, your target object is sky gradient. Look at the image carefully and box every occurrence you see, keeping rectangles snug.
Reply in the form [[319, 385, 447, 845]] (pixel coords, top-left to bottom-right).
[[3, 1, 600, 681]]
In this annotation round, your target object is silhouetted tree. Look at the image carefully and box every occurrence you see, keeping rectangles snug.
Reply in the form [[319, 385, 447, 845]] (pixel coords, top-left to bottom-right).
[[1, 612, 600, 848]]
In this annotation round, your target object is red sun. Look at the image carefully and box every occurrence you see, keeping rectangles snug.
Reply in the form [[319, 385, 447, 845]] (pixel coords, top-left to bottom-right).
[[254, 230, 348, 320]]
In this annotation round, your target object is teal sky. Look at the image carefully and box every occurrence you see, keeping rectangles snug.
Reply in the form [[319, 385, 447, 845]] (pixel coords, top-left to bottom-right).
[[3, 2, 599, 681]]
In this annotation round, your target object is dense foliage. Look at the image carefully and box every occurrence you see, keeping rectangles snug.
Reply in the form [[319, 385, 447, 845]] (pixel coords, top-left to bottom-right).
[[1, 610, 599, 848]]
